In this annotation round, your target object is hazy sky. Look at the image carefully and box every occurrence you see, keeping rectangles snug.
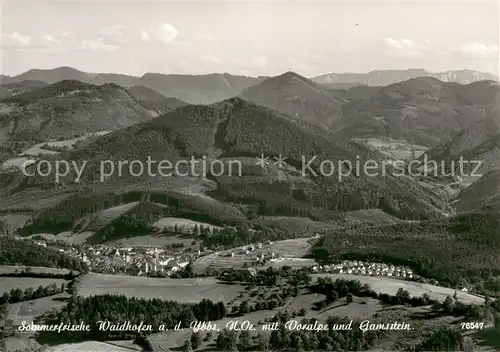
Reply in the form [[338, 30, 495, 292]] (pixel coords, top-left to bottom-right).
[[1, 0, 499, 77]]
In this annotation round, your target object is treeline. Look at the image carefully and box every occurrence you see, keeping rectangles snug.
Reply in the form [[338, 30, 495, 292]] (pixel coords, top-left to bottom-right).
[[210, 316, 386, 352], [201, 224, 307, 250], [1, 80, 121, 107], [218, 268, 498, 320], [16, 189, 243, 238], [0, 237, 88, 272], [317, 211, 500, 289], [221, 267, 498, 319], [0, 270, 77, 280], [219, 267, 312, 287], [0, 282, 65, 304], [311, 277, 498, 319], [87, 201, 166, 244], [38, 295, 227, 343], [414, 327, 465, 351], [208, 178, 431, 222]]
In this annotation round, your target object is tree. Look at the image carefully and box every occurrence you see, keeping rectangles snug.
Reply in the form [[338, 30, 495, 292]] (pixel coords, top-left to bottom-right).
[[239, 300, 249, 315], [0, 303, 8, 321], [312, 247, 330, 265], [256, 333, 269, 351], [396, 288, 411, 304], [183, 339, 193, 352], [346, 293, 353, 304], [443, 296, 455, 314], [1, 292, 10, 304], [190, 332, 201, 350], [238, 330, 250, 349], [462, 337, 474, 352], [216, 329, 238, 352], [296, 336, 305, 352], [415, 327, 464, 351], [494, 313, 500, 333]]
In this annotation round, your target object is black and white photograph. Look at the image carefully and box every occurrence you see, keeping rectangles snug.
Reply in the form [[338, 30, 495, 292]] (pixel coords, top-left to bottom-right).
[[1, 0, 500, 351]]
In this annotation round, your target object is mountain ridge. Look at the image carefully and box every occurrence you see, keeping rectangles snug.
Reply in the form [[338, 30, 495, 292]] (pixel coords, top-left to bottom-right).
[[313, 68, 499, 86], [240, 71, 344, 129], [3, 67, 497, 104]]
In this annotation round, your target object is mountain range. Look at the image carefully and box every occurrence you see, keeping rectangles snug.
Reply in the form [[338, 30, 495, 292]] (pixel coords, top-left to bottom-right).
[[0, 66, 499, 243], [312, 68, 498, 86], [2, 67, 497, 105], [0, 80, 185, 146], [0, 67, 267, 104], [336, 78, 500, 147], [240, 71, 344, 128]]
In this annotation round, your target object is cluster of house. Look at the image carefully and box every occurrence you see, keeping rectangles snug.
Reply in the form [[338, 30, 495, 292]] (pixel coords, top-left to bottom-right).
[[80, 246, 200, 276], [312, 260, 418, 280], [219, 241, 279, 264], [33, 240, 203, 277]]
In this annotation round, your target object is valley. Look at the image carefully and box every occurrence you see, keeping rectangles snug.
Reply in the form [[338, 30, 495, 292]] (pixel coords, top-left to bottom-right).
[[1, 65, 499, 352]]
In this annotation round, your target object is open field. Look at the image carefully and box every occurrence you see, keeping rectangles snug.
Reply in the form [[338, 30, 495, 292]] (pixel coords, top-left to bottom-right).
[[147, 290, 464, 352], [193, 237, 316, 271], [109, 233, 196, 248], [254, 216, 342, 234], [1, 132, 111, 170], [6, 292, 70, 325], [311, 274, 485, 304], [27, 230, 96, 244], [341, 209, 403, 225], [76, 273, 245, 303], [0, 213, 31, 233], [4, 336, 43, 352], [0, 277, 67, 294], [153, 217, 223, 233], [21, 131, 111, 156], [46, 341, 136, 352], [267, 237, 316, 257], [85, 202, 139, 230], [264, 258, 316, 269], [1, 156, 33, 169], [358, 137, 428, 161], [0, 265, 72, 275]]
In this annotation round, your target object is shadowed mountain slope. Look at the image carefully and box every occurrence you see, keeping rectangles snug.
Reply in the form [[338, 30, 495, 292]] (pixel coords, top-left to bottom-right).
[[240, 71, 343, 128], [336, 78, 499, 147]]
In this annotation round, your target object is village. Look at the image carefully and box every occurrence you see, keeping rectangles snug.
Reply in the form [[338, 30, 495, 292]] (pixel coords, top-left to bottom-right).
[[29, 237, 466, 290], [33, 239, 203, 277]]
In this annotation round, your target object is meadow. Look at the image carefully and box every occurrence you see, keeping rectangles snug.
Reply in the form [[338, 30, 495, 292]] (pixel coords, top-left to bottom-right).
[[76, 273, 245, 304], [0, 277, 67, 294], [311, 273, 485, 304]]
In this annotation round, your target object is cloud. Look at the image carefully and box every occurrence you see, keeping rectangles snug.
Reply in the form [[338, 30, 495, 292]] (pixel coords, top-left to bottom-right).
[[42, 34, 62, 45], [99, 25, 127, 44], [206, 56, 222, 64], [1, 32, 32, 48], [81, 38, 118, 51], [2, 32, 65, 53], [195, 33, 212, 42], [140, 23, 179, 44], [384, 38, 423, 57], [140, 30, 151, 42], [100, 25, 126, 36], [459, 41, 498, 59]]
